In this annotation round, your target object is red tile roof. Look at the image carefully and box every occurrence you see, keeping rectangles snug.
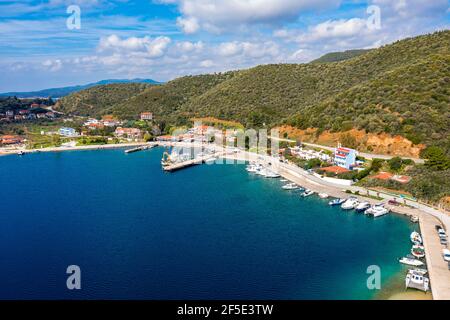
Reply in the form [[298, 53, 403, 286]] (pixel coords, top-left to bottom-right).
[[321, 166, 350, 174]]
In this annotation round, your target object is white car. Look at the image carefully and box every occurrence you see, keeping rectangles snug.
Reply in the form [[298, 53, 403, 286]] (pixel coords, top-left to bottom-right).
[[443, 249, 450, 262]]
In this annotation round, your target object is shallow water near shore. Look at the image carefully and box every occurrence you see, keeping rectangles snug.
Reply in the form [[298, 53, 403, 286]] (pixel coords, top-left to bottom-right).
[[0, 148, 418, 299]]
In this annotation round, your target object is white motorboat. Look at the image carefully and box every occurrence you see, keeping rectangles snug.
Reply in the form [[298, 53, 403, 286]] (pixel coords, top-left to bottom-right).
[[365, 204, 390, 217], [410, 215, 419, 223], [411, 245, 425, 259], [318, 193, 329, 199], [302, 189, 315, 197], [355, 201, 370, 212], [405, 270, 430, 292], [410, 231, 423, 245], [246, 163, 262, 173], [282, 183, 299, 190], [399, 257, 425, 267], [329, 198, 346, 206], [280, 179, 288, 182], [18, 150, 25, 156], [341, 197, 359, 210], [411, 268, 428, 275], [265, 169, 281, 178]]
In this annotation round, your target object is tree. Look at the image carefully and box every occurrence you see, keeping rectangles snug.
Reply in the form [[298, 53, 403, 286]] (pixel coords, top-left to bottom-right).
[[388, 157, 403, 172], [143, 132, 153, 142], [422, 146, 450, 170]]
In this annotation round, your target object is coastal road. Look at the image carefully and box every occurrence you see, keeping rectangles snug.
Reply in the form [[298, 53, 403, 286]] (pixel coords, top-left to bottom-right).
[[269, 136, 425, 164]]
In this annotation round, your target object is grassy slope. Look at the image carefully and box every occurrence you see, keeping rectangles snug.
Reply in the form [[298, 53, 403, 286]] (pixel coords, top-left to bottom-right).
[[55, 83, 152, 116]]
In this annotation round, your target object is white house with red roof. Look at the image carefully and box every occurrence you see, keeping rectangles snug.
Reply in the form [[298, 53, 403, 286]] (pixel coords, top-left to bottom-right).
[[334, 146, 357, 169]]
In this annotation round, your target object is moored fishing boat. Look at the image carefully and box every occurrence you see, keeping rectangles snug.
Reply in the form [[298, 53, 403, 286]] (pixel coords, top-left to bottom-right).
[[410, 231, 423, 245], [365, 204, 390, 217], [355, 201, 370, 213], [302, 189, 315, 197], [399, 257, 425, 267], [265, 169, 280, 178], [405, 270, 430, 292], [341, 197, 359, 210], [411, 268, 428, 275], [282, 183, 299, 190], [329, 198, 346, 206], [411, 245, 425, 258]]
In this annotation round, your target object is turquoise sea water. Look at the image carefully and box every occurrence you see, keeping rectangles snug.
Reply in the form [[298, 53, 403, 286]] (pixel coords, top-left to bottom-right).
[[0, 148, 415, 299]]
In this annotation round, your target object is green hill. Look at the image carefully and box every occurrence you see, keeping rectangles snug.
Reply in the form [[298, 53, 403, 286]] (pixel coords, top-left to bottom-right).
[[54, 30, 450, 151], [311, 49, 372, 63], [55, 83, 152, 115]]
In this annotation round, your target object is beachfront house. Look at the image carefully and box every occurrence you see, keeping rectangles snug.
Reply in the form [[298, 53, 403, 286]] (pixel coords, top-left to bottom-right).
[[334, 147, 357, 170], [59, 127, 78, 137], [140, 112, 153, 121]]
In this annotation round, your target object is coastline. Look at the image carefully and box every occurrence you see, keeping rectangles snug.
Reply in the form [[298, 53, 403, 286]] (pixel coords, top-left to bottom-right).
[[0, 142, 150, 157]]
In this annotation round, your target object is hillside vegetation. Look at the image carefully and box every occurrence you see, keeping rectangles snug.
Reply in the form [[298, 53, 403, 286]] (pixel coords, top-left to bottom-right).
[[56, 83, 152, 115], [54, 31, 450, 152], [311, 49, 372, 63]]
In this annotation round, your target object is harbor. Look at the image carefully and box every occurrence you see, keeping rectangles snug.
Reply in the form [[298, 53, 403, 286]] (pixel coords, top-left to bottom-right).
[[159, 141, 450, 300]]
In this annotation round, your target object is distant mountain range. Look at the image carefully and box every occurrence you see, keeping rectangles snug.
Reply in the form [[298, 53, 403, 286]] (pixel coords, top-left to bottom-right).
[[0, 79, 161, 98]]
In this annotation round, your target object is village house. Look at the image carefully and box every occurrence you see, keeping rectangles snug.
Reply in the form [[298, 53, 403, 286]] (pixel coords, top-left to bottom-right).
[[59, 127, 78, 137], [115, 127, 142, 139], [0, 135, 23, 145], [334, 147, 357, 169], [102, 115, 121, 127], [140, 112, 153, 121]]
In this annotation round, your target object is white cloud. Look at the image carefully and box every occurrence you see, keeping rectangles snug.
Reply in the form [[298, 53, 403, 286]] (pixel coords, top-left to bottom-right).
[[42, 59, 63, 72], [98, 34, 171, 58], [164, 0, 341, 33], [176, 16, 200, 34]]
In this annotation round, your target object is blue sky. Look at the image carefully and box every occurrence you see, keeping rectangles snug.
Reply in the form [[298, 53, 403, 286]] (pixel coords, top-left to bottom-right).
[[0, 0, 448, 92]]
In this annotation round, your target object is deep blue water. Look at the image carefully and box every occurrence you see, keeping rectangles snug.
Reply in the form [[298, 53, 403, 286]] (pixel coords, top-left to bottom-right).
[[0, 148, 415, 299]]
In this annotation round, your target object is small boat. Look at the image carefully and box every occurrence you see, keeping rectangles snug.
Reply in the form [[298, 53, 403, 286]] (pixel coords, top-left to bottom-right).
[[405, 270, 430, 292], [18, 151, 25, 156], [410, 215, 419, 223], [411, 245, 425, 259], [410, 231, 423, 245], [355, 201, 371, 213], [411, 268, 428, 275], [399, 257, 424, 267], [265, 169, 281, 178], [318, 193, 329, 199], [282, 183, 299, 190], [302, 189, 315, 197], [341, 197, 359, 210], [365, 204, 390, 217], [329, 198, 346, 206], [280, 179, 288, 182]]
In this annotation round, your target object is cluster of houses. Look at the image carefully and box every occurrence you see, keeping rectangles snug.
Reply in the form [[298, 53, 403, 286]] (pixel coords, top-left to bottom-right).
[[0, 108, 56, 122], [0, 135, 24, 145], [156, 125, 237, 144], [83, 115, 123, 131]]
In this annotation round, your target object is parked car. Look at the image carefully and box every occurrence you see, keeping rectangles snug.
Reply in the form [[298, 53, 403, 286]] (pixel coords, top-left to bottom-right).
[[440, 238, 448, 245], [388, 199, 401, 206], [443, 249, 450, 262]]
